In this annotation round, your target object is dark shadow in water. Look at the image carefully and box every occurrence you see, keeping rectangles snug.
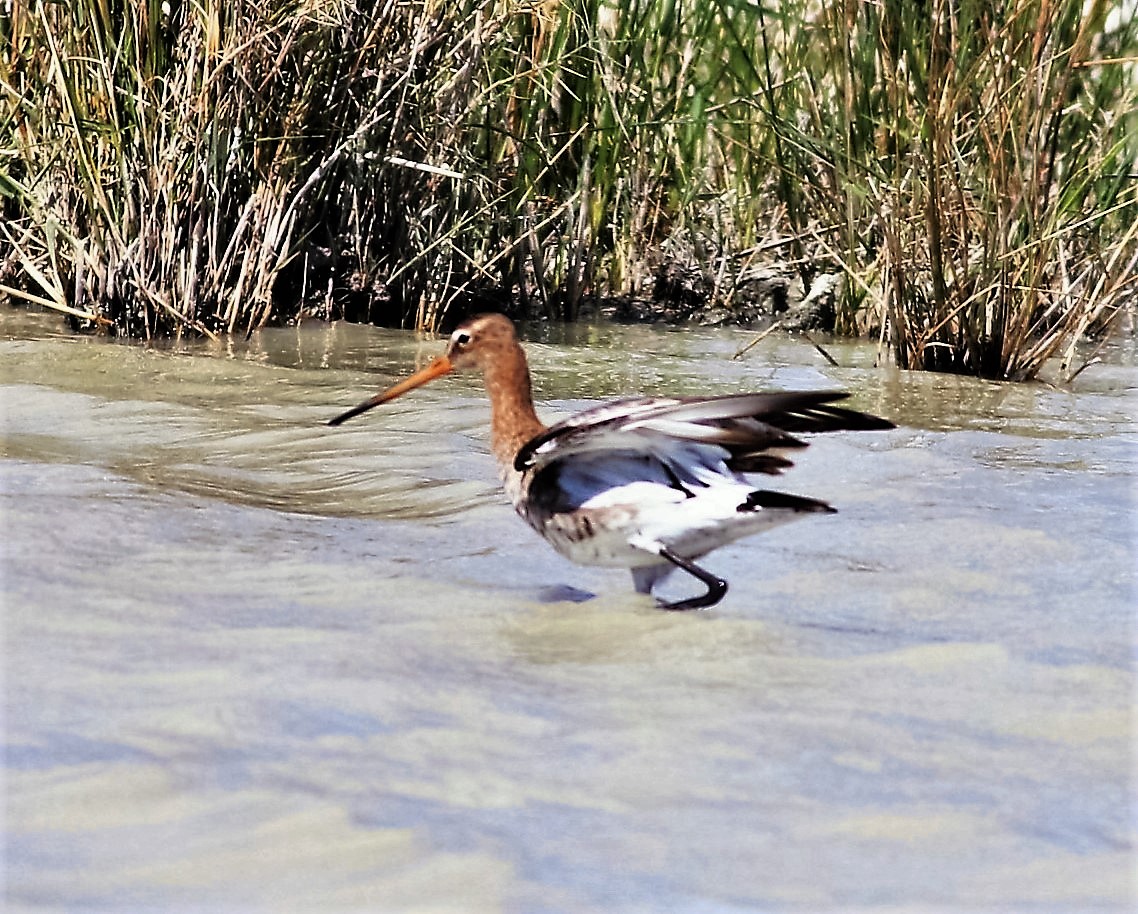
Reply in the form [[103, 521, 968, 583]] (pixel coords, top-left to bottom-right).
[[535, 584, 596, 603]]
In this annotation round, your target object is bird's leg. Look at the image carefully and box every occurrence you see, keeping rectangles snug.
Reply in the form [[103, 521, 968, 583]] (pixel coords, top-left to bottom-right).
[[631, 564, 671, 595], [656, 547, 728, 611]]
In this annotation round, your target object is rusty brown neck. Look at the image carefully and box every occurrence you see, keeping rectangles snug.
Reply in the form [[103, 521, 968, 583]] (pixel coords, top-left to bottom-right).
[[482, 339, 546, 471]]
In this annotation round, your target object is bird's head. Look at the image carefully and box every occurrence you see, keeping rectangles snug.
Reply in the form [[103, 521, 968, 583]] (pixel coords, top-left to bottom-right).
[[327, 313, 517, 426]]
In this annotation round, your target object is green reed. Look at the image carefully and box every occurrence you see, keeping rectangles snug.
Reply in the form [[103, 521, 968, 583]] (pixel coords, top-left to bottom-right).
[[1, 0, 1134, 380], [758, 0, 1137, 378]]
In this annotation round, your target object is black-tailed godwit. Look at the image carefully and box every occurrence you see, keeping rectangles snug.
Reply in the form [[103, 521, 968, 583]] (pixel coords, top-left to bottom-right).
[[329, 313, 893, 609]]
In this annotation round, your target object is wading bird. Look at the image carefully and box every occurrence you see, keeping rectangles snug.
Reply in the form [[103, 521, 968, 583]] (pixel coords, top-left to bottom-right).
[[329, 313, 893, 609]]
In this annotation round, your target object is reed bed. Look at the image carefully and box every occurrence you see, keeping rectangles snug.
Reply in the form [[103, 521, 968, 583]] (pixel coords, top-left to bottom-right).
[[1, 0, 1134, 379]]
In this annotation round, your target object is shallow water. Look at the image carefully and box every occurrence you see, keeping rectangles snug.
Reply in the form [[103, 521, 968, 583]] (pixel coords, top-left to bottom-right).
[[2, 306, 1135, 912]]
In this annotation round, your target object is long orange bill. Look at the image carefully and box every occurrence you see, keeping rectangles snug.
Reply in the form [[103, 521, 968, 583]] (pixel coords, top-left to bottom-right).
[[327, 355, 454, 426]]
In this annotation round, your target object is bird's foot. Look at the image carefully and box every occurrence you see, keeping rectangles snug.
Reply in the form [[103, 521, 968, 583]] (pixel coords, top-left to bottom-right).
[[655, 548, 728, 610]]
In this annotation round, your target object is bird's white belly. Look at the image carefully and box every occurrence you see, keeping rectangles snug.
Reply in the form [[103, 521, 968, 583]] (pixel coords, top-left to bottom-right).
[[532, 485, 805, 569], [539, 507, 656, 567]]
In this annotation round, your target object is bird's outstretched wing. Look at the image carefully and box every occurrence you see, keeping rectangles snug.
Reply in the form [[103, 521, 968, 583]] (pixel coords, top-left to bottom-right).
[[514, 391, 893, 475]]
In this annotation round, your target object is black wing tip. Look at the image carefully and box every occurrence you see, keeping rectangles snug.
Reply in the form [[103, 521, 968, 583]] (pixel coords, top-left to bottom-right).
[[846, 407, 896, 430], [728, 453, 798, 475], [743, 390, 896, 432], [835, 410, 896, 432], [772, 403, 895, 435], [672, 390, 894, 433], [739, 489, 837, 514], [804, 392, 895, 432]]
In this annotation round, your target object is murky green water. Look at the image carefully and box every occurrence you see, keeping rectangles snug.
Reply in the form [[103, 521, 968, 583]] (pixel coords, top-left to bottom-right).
[[2, 306, 1134, 911]]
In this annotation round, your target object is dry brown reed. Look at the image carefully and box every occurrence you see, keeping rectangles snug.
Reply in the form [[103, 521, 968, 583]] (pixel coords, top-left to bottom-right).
[[1, 0, 1134, 380]]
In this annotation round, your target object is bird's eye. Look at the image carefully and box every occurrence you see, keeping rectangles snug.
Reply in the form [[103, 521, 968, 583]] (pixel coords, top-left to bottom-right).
[[453, 331, 471, 346]]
